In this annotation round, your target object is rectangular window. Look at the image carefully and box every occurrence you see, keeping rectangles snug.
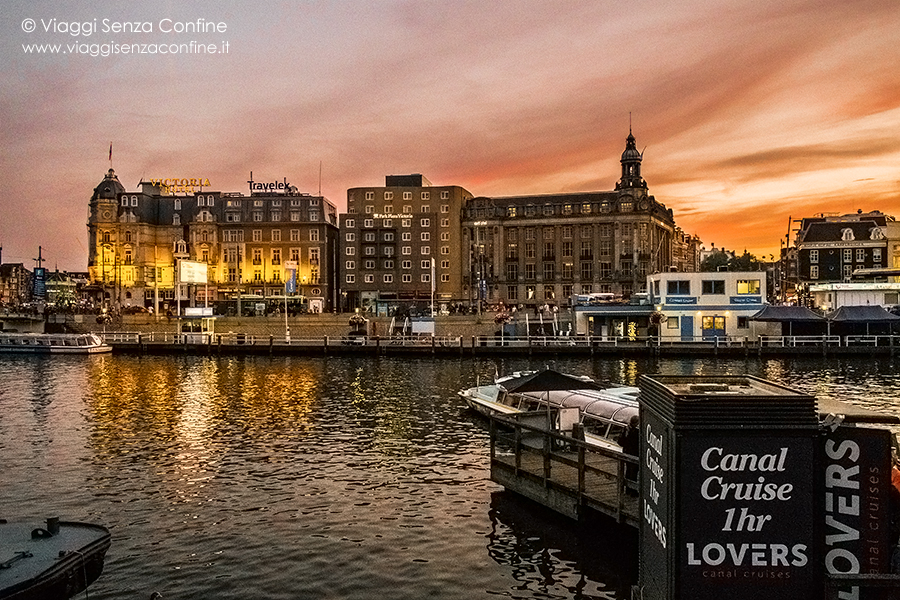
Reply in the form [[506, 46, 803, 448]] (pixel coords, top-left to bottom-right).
[[309, 229, 319, 242], [810, 265, 819, 279], [667, 280, 691, 295], [507, 263, 518, 281], [581, 262, 593, 280], [667, 316, 679, 330], [856, 249, 866, 262], [543, 262, 555, 280], [383, 274, 393, 283], [346, 232, 355, 242], [524, 264, 536, 280], [737, 316, 749, 329], [253, 230, 262, 242], [843, 249, 852, 263], [271, 230, 281, 242], [701, 280, 725, 295], [809, 249, 818, 264], [736, 279, 760, 294], [346, 274, 355, 283]]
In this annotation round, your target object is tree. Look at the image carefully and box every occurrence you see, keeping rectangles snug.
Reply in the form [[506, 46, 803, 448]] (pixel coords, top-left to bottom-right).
[[700, 249, 763, 272]]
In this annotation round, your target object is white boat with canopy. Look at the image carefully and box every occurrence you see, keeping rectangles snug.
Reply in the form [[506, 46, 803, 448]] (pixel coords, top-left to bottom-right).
[[459, 368, 639, 451]]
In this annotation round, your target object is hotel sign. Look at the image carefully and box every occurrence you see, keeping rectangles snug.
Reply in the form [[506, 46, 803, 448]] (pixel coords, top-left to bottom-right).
[[374, 213, 413, 219], [148, 178, 211, 195]]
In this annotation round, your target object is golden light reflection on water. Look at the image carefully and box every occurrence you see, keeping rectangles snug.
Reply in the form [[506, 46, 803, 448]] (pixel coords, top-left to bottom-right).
[[83, 356, 320, 497]]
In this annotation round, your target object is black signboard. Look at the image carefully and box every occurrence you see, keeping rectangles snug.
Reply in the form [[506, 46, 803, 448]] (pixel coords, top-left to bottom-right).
[[678, 434, 816, 598], [33, 267, 46, 300], [639, 407, 672, 599], [822, 426, 892, 599]]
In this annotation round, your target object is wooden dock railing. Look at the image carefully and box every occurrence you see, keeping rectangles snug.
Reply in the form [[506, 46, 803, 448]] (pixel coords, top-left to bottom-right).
[[488, 411, 640, 526]]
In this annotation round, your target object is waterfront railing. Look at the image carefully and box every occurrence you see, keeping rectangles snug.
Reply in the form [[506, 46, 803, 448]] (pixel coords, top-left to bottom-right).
[[97, 332, 900, 354]]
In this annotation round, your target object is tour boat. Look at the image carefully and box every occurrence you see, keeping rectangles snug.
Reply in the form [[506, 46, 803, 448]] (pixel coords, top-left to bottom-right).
[[0, 333, 112, 354], [0, 517, 111, 600], [459, 368, 640, 451]]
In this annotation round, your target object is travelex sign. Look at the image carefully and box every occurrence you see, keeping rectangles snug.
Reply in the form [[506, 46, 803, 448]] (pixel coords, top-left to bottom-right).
[[248, 176, 291, 193], [148, 178, 211, 195]]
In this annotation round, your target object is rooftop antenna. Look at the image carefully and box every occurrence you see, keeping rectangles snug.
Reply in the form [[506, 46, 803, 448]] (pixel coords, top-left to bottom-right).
[[318, 161, 322, 196], [33, 246, 44, 269]]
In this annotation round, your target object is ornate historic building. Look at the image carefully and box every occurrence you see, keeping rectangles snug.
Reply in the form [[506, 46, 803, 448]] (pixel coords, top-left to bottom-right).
[[460, 131, 677, 307], [87, 169, 339, 313]]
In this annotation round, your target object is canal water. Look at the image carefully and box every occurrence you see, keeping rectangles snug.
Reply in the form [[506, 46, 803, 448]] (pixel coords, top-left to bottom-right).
[[1, 354, 899, 599]]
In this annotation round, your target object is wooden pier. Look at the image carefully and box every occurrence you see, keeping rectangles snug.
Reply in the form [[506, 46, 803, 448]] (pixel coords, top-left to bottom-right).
[[488, 411, 640, 527]]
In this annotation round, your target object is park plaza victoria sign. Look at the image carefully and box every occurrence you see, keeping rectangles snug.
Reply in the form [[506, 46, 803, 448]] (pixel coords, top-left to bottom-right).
[[637, 375, 820, 600], [147, 178, 211, 195]]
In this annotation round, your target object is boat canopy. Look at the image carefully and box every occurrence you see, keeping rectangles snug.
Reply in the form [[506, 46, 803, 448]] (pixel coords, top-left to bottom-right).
[[500, 368, 612, 394]]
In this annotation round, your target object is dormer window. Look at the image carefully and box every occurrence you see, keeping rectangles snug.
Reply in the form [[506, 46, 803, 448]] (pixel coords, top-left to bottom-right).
[[841, 228, 855, 241]]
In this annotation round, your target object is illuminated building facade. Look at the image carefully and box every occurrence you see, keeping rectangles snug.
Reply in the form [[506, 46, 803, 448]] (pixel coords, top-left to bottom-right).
[[87, 169, 339, 313]]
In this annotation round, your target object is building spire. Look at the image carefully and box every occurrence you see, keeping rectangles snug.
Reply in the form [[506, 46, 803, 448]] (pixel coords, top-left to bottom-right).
[[616, 126, 646, 191]]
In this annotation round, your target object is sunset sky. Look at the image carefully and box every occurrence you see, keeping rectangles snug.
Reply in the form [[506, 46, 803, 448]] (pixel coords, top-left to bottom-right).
[[2, 0, 898, 270]]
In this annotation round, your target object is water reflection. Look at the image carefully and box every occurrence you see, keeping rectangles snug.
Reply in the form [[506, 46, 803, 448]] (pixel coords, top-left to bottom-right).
[[2, 354, 900, 599], [487, 492, 637, 599]]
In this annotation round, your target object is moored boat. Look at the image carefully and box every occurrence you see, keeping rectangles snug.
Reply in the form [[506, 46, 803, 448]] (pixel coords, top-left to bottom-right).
[[0, 333, 111, 354], [0, 517, 111, 600], [459, 368, 640, 451]]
